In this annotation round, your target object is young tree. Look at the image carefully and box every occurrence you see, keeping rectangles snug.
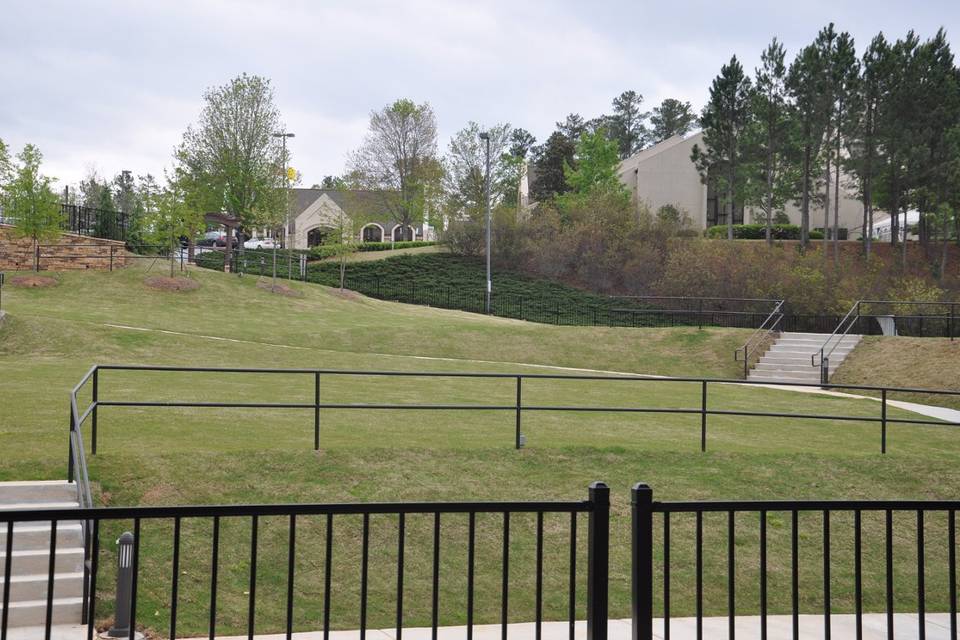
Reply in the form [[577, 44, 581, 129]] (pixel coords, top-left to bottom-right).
[[348, 98, 442, 232], [787, 42, 829, 246], [610, 91, 648, 157], [691, 56, 753, 240], [443, 121, 512, 219], [95, 183, 116, 239], [2, 144, 63, 269], [175, 74, 287, 231], [0, 138, 12, 187], [650, 98, 698, 143], [745, 39, 793, 245], [557, 128, 630, 215]]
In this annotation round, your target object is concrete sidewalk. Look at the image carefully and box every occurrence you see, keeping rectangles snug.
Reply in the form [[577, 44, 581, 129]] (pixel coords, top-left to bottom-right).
[[22, 613, 956, 639]]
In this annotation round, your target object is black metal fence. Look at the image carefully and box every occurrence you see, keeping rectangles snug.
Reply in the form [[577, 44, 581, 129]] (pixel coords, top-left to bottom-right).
[[5, 244, 190, 272], [1, 486, 607, 640], [61, 204, 129, 241], [72, 366, 960, 464], [632, 484, 960, 640]]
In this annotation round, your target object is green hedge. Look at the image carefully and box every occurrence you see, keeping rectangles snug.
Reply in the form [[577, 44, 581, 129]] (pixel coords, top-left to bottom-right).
[[705, 224, 824, 240], [357, 241, 437, 252]]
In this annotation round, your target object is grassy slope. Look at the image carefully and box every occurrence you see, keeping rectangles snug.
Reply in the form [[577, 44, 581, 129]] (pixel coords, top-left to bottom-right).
[[832, 336, 960, 410], [0, 264, 957, 635]]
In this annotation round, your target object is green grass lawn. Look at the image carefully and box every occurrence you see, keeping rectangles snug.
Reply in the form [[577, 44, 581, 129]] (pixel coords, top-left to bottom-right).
[[1, 263, 958, 636]]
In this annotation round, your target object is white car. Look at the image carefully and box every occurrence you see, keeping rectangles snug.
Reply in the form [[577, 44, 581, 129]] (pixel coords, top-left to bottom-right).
[[244, 237, 277, 250]]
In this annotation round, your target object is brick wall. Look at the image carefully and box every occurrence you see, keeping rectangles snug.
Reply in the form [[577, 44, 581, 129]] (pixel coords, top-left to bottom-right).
[[0, 225, 128, 271]]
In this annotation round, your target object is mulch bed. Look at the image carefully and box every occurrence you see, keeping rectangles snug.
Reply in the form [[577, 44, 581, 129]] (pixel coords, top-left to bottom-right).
[[144, 276, 200, 291], [257, 280, 303, 297], [9, 275, 58, 288]]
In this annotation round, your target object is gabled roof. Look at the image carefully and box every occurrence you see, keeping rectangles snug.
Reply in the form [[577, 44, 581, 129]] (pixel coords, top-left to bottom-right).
[[619, 131, 703, 170], [289, 188, 395, 217]]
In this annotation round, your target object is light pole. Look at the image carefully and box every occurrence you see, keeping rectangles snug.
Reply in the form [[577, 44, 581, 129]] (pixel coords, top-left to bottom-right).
[[273, 131, 295, 283], [479, 131, 492, 314]]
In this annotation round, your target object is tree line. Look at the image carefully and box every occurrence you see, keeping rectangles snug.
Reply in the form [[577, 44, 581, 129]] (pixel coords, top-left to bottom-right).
[[694, 25, 960, 278]]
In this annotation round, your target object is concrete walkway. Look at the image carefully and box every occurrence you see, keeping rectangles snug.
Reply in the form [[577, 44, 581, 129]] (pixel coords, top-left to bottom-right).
[[21, 614, 957, 639]]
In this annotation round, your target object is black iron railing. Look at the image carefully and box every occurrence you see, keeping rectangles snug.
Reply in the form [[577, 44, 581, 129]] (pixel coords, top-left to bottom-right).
[[1, 485, 607, 640], [734, 300, 785, 379], [632, 483, 960, 640], [69, 366, 960, 469], [61, 204, 129, 241]]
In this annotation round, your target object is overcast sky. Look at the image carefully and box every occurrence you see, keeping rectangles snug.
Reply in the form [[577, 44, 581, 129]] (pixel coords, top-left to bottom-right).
[[2, 0, 958, 190]]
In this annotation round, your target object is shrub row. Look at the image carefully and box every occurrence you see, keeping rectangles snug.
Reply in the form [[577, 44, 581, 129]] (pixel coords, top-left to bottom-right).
[[356, 241, 438, 252], [705, 224, 825, 240]]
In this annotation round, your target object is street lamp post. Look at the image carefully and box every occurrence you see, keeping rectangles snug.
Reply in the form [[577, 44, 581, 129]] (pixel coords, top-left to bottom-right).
[[272, 131, 295, 284], [479, 131, 492, 314]]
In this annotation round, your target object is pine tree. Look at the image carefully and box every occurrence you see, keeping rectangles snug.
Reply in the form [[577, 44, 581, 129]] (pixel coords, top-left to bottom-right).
[[610, 91, 648, 157], [745, 39, 792, 245], [827, 31, 859, 265], [650, 98, 698, 143], [691, 56, 753, 240], [787, 42, 829, 247]]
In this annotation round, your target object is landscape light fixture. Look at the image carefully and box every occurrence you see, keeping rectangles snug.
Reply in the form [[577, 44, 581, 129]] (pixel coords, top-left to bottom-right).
[[479, 131, 492, 314]]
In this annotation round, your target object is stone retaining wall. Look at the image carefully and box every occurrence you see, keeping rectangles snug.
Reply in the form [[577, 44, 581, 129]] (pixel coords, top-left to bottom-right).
[[0, 225, 128, 271]]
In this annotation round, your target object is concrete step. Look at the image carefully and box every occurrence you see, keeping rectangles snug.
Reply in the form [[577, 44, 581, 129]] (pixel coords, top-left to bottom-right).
[[0, 572, 84, 603], [0, 522, 83, 552], [0, 482, 78, 506], [764, 348, 853, 358], [748, 375, 822, 385], [0, 547, 85, 575], [0, 597, 84, 627], [0, 503, 79, 512], [753, 363, 830, 373], [773, 341, 858, 350]]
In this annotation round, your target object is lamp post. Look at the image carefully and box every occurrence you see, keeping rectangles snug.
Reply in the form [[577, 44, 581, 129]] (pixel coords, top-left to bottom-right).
[[479, 131, 492, 314], [272, 131, 295, 282]]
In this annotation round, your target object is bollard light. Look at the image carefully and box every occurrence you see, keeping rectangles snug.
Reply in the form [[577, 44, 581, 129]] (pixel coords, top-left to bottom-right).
[[104, 532, 142, 639]]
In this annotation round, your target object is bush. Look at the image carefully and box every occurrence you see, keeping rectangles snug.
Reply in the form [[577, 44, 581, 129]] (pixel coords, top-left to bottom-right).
[[705, 223, 824, 240], [357, 241, 437, 252]]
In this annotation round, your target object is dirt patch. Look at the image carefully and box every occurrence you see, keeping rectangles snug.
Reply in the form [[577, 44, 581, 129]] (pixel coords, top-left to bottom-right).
[[144, 276, 199, 291], [257, 280, 303, 297], [9, 275, 58, 288], [330, 287, 362, 301]]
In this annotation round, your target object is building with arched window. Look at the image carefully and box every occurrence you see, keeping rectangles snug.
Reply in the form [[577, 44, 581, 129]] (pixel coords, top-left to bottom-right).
[[284, 188, 436, 250]]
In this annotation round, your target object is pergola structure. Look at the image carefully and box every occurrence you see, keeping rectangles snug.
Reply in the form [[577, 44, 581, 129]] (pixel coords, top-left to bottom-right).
[[204, 211, 241, 272]]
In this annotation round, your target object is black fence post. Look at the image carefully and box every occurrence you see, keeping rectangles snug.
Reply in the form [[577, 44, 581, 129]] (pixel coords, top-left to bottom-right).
[[67, 406, 75, 482], [698, 298, 703, 330], [632, 483, 653, 640], [109, 245, 114, 272], [92, 368, 99, 455], [587, 481, 609, 640], [701, 381, 708, 452], [35, 243, 40, 271], [314, 371, 321, 451], [881, 389, 887, 454], [514, 376, 523, 449], [950, 303, 955, 341]]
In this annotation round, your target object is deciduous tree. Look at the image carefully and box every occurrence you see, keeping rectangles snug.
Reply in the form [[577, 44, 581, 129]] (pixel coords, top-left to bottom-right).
[[175, 73, 287, 231], [348, 98, 442, 232], [3, 144, 63, 269]]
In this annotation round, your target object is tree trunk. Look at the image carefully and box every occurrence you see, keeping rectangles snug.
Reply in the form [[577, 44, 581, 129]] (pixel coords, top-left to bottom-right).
[[765, 150, 773, 246], [823, 153, 831, 263], [339, 252, 346, 291], [941, 218, 949, 282], [800, 145, 811, 248], [833, 118, 842, 266]]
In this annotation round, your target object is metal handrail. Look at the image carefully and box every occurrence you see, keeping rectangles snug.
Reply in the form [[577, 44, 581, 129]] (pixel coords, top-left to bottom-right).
[[811, 301, 861, 382], [734, 300, 785, 379]]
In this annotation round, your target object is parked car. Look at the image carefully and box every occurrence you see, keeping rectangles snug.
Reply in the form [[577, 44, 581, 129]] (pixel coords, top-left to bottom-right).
[[243, 237, 277, 250], [197, 231, 225, 247]]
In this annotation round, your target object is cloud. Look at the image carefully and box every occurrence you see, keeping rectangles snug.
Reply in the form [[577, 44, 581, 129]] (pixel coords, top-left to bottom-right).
[[1, 0, 957, 188]]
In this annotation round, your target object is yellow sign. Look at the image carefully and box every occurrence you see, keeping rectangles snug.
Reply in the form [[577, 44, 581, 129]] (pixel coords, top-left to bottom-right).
[[286, 167, 297, 182]]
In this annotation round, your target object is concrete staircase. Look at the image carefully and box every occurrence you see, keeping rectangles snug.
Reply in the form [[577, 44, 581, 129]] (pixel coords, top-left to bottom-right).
[[0, 481, 84, 628], [747, 332, 862, 384]]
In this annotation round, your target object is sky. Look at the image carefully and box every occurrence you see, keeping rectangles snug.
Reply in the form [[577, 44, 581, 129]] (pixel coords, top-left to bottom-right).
[[2, 0, 959, 191]]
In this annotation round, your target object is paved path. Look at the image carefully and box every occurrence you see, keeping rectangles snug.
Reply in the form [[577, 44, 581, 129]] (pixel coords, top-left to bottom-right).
[[21, 614, 957, 639]]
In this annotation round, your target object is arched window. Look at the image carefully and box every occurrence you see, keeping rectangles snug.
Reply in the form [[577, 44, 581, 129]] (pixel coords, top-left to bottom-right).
[[307, 227, 331, 247], [392, 225, 413, 242], [361, 224, 384, 243]]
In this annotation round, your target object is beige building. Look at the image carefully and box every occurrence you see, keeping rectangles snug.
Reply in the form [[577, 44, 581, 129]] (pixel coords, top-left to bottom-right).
[[617, 132, 868, 238]]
